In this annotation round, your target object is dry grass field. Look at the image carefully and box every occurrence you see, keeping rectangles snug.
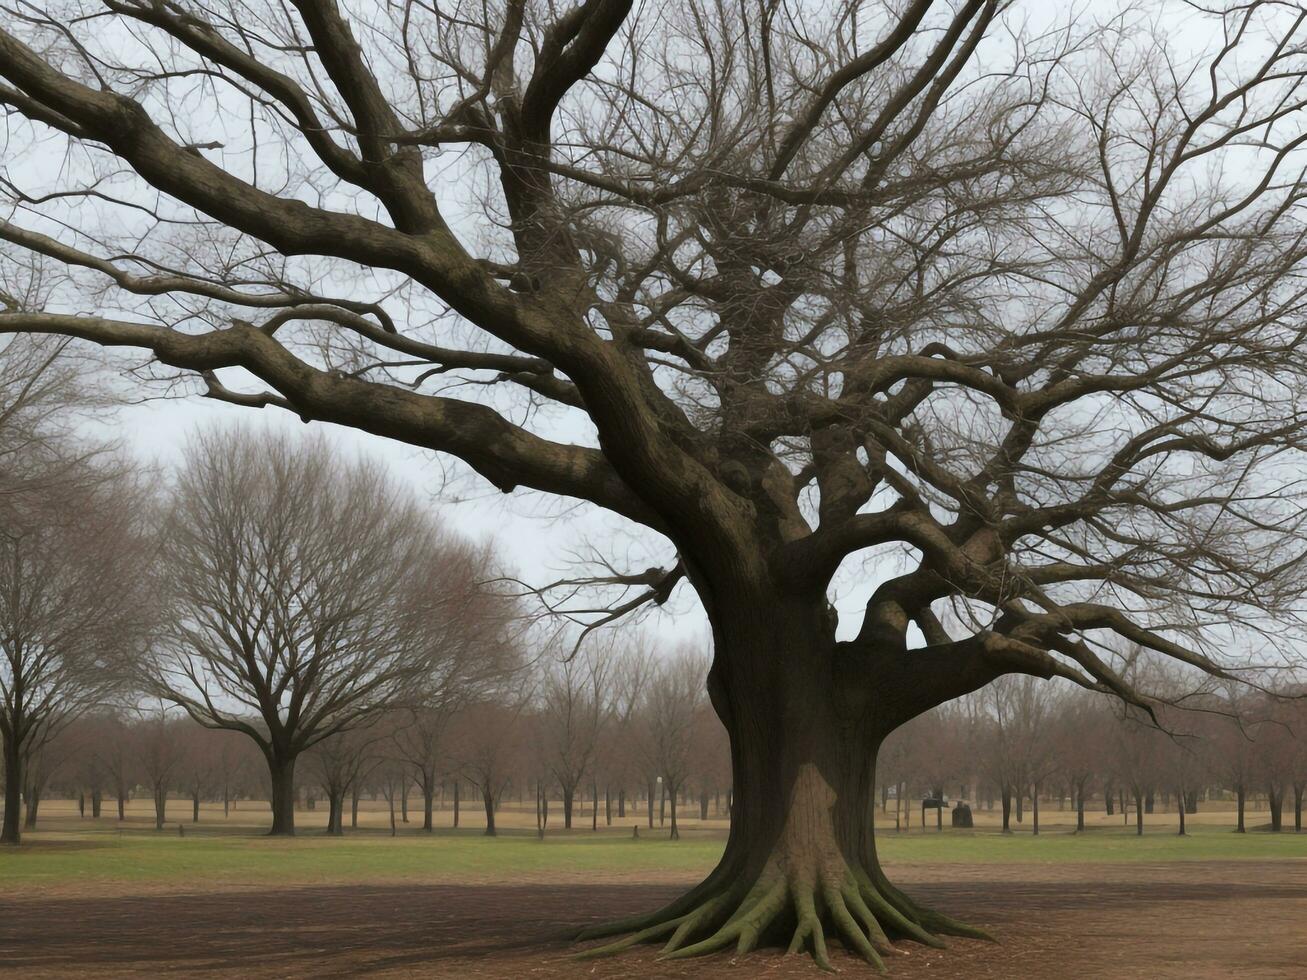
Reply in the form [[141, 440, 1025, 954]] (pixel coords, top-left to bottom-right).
[[2, 796, 1306, 978]]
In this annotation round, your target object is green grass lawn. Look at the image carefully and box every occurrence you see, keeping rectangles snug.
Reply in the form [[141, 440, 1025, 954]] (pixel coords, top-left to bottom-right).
[[3, 821, 1305, 889]]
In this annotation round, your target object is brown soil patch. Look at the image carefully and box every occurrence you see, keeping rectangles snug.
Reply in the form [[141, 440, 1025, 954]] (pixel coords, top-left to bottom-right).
[[3, 861, 1305, 978]]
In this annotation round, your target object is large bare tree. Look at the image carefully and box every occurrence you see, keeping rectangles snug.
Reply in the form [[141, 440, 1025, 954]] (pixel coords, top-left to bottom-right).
[[153, 428, 497, 835], [4, 0, 1307, 961]]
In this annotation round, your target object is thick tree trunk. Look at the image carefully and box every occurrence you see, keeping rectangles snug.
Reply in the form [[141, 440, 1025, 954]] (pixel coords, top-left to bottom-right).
[[646, 780, 654, 829], [618, 787, 626, 819], [1269, 786, 1284, 832], [267, 754, 297, 836], [593, 780, 599, 831], [1104, 783, 1114, 816], [453, 780, 460, 828], [578, 606, 990, 968], [1075, 778, 1086, 832], [92, 789, 102, 818], [563, 785, 574, 829], [1031, 783, 1040, 836], [423, 786, 434, 832], [2, 735, 22, 844], [483, 788, 496, 836], [1177, 790, 1187, 836], [1133, 789, 1143, 836], [351, 787, 360, 829], [1236, 786, 1246, 833], [700, 791, 709, 822], [401, 782, 409, 823], [1294, 784, 1304, 833], [192, 792, 201, 823], [1000, 785, 1012, 833], [117, 794, 126, 821]]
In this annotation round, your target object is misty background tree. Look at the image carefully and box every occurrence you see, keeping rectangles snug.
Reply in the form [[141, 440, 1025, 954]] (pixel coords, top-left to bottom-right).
[[0, 423, 151, 842], [5, 0, 1307, 963]]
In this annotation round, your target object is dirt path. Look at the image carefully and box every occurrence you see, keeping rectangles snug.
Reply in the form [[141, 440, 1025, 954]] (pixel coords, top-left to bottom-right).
[[2, 861, 1304, 978]]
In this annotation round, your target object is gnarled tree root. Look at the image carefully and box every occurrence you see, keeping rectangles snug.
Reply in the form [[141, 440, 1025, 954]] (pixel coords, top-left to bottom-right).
[[574, 862, 994, 971]]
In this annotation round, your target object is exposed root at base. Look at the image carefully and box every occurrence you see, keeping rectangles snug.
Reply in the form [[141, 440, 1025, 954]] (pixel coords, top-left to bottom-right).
[[573, 863, 994, 971]]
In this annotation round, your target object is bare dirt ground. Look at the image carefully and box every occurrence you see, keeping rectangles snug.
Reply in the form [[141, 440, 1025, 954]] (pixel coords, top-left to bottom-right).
[[2, 861, 1305, 979]]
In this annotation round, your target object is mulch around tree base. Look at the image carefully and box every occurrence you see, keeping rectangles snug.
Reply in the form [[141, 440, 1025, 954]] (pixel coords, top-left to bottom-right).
[[2, 861, 1305, 978]]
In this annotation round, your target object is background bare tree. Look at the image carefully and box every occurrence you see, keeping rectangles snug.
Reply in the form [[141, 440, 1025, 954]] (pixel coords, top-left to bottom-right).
[[152, 428, 499, 835], [9, 0, 1307, 961], [391, 580, 518, 833], [539, 646, 611, 831], [454, 695, 529, 837], [134, 707, 184, 831], [306, 726, 381, 836], [637, 648, 709, 841]]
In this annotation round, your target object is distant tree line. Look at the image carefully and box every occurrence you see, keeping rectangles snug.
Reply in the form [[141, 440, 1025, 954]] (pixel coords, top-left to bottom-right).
[[9, 643, 732, 839], [881, 672, 1307, 836]]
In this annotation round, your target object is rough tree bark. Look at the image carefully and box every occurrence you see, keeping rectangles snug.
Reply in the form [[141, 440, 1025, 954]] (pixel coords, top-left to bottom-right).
[[579, 604, 994, 966]]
